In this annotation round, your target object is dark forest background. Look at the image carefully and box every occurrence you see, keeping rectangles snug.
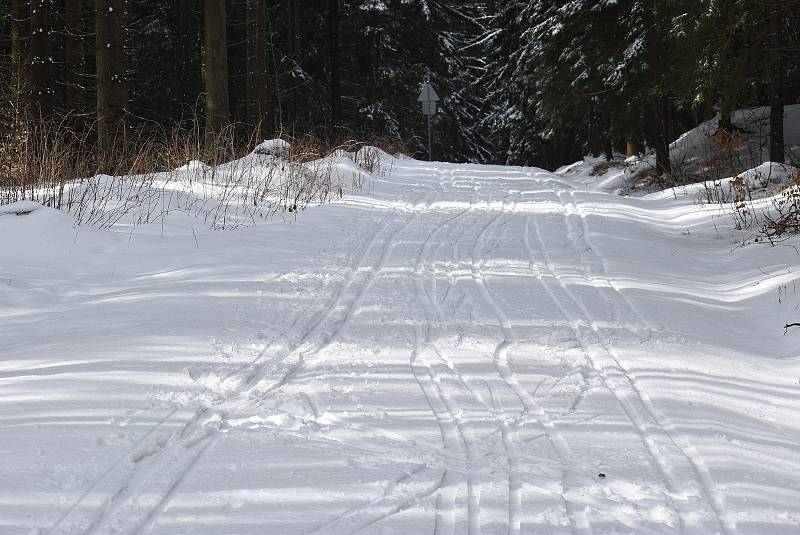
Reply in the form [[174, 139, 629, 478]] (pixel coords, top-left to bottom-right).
[[1, 0, 799, 171]]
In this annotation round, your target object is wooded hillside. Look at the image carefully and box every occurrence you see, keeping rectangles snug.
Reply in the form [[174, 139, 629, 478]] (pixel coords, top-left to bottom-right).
[[1, 0, 798, 169]]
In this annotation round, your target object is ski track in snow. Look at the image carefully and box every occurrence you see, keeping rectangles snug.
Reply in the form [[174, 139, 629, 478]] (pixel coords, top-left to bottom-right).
[[5, 158, 800, 534], [558, 189, 736, 534], [470, 192, 591, 535], [47, 183, 431, 535]]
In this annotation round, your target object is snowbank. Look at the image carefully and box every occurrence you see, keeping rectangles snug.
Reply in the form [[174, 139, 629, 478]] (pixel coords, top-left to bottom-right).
[[558, 104, 800, 196], [0, 200, 44, 217], [252, 138, 291, 158]]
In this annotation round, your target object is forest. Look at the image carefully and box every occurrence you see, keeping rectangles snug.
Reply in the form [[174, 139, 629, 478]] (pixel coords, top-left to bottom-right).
[[0, 0, 799, 172], [4, 4, 800, 532]]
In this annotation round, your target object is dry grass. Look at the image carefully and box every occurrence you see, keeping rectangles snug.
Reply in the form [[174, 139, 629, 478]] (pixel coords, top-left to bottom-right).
[[764, 170, 800, 240], [0, 66, 412, 229], [590, 160, 621, 177], [0, 108, 401, 230]]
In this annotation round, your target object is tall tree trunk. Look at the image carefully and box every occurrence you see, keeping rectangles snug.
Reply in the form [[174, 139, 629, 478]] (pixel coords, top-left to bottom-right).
[[96, 0, 128, 166], [64, 0, 84, 114], [203, 0, 230, 153], [287, 0, 301, 125], [288, 0, 301, 58], [11, 0, 28, 81], [625, 101, 638, 158], [29, 0, 52, 118], [769, 7, 785, 163], [247, 0, 268, 136], [328, 0, 341, 130], [588, 97, 600, 158], [654, 95, 671, 175], [170, 0, 200, 120], [603, 104, 613, 161], [265, 6, 282, 130]]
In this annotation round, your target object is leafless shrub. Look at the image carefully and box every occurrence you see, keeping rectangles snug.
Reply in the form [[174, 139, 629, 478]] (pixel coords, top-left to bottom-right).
[[763, 170, 800, 240], [0, 115, 380, 230]]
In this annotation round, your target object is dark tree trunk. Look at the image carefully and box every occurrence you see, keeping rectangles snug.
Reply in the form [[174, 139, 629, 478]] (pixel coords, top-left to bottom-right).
[[718, 110, 733, 134], [625, 101, 638, 158], [288, 0, 301, 58], [29, 0, 52, 118], [328, 0, 341, 129], [602, 101, 614, 161], [64, 0, 84, 114], [11, 0, 28, 81], [366, 31, 377, 104], [769, 8, 785, 163], [170, 0, 200, 119], [203, 0, 230, 149], [654, 95, 671, 175], [264, 7, 281, 130], [247, 0, 268, 136], [587, 97, 599, 158], [604, 137, 613, 162], [96, 0, 128, 164], [287, 0, 302, 125]]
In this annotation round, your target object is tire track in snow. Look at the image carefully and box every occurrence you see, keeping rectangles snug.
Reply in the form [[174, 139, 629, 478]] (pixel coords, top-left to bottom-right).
[[557, 190, 736, 534]]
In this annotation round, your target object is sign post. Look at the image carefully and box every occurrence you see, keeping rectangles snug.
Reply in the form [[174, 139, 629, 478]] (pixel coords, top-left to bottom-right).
[[418, 80, 440, 162]]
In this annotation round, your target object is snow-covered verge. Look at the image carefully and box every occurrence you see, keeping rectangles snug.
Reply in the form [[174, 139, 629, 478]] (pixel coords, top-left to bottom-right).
[[1, 141, 379, 230], [2, 153, 800, 533], [558, 104, 800, 196]]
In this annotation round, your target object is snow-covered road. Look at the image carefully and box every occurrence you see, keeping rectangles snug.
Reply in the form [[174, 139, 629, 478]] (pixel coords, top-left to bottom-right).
[[2, 158, 800, 534]]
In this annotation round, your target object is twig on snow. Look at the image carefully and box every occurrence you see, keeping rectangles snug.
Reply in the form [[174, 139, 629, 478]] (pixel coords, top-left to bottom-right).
[[783, 323, 800, 335]]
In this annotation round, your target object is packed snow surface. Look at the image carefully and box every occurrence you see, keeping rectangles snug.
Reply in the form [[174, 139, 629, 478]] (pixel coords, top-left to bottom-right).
[[2, 157, 800, 534]]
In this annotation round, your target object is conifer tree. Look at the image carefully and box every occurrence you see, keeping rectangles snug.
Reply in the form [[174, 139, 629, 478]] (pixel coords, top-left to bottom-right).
[[64, 0, 85, 114], [29, 0, 52, 117], [203, 0, 230, 149], [10, 0, 28, 82], [247, 0, 268, 136], [96, 0, 128, 162]]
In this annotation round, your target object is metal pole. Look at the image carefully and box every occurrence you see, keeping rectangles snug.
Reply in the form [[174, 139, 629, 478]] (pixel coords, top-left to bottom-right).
[[427, 113, 432, 162]]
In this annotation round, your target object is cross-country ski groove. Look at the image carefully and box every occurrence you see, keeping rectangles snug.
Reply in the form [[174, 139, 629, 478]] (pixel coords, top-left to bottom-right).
[[557, 190, 736, 535], [469, 196, 592, 535], [527, 210, 689, 529], [309, 180, 487, 535], [524, 188, 734, 534], [19, 159, 793, 535], [47, 190, 427, 535], [412, 203, 484, 535]]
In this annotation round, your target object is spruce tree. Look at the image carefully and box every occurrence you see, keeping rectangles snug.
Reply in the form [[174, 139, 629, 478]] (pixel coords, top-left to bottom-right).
[[96, 0, 128, 163], [203, 0, 230, 150], [29, 0, 53, 117]]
